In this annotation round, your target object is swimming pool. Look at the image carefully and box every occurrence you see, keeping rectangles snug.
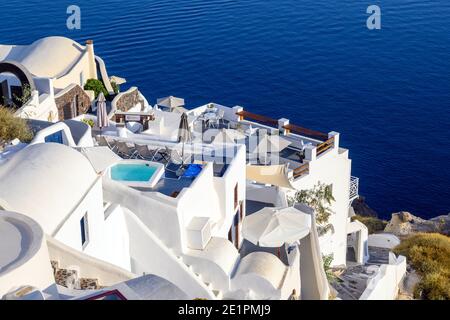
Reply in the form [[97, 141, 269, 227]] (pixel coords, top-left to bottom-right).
[[108, 161, 164, 188], [111, 163, 157, 181]]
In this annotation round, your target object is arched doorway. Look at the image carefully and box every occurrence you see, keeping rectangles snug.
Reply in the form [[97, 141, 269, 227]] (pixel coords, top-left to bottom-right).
[[0, 61, 35, 108]]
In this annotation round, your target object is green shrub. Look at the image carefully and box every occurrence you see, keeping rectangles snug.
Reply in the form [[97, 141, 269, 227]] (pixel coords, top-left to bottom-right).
[[393, 233, 450, 300], [81, 118, 95, 128], [111, 81, 119, 94], [322, 254, 337, 283], [0, 106, 33, 146], [351, 215, 387, 234], [84, 79, 108, 99]]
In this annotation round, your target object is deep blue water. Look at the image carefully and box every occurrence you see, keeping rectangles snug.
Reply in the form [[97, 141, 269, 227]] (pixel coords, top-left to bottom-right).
[[1, 0, 449, 219]]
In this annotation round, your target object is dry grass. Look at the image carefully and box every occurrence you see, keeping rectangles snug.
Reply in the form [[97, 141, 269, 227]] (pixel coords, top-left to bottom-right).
[[0, 106, 33, 147], [393, 233, 450, 300], [351, 215, 388, 234]]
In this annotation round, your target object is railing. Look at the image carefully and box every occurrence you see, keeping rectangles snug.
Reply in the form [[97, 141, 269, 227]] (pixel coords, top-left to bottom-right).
[[235, 110, 329, 142], [349, 176, 359, 202], [316, 136, 335, 156], [293, 163, 309, 179], [235, 110, 279, 127], [283, 124, 328, 141]]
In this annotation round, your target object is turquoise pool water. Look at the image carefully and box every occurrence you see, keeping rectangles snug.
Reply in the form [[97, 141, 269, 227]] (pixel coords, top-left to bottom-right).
[[111, 163, 157, 182]]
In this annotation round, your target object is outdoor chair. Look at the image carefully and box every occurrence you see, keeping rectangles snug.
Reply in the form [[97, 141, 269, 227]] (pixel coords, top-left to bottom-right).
[[97, 136, 118, 153], [116, 141, 138, 159], [135, 144, 158, 161], [217, 109, 226, 127]]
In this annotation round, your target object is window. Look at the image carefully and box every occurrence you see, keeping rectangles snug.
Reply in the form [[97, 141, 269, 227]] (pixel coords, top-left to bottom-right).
[[234, 183, 238, 209], [44, 130, 64, 144], [80, 213, 89, 248]]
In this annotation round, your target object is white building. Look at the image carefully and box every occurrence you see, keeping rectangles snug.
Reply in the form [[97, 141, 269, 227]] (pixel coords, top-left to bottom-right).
[[0, 36, 408, 300], [0, 36, 116, 121], [0, 137, 330, 300]]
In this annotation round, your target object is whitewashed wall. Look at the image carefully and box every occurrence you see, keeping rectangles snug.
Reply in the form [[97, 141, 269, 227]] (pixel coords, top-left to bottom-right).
[[359, 254, 407, 300]]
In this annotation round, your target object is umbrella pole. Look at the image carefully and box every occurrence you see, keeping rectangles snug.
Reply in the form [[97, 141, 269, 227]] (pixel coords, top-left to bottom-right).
[[181, 141, 185, 166]]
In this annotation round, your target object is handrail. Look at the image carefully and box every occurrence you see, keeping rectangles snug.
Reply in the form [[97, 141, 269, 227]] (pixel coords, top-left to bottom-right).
[[293, 163, 309, 179], [316, 136, 334, 156], [236, 110, 278, 127], [236, 110, 328, 142], [283, 124, 328, 141]]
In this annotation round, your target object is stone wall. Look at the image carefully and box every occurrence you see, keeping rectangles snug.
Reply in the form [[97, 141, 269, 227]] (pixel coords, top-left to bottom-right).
[[54, 84, 91, 121], [113, 87, 142, 113]]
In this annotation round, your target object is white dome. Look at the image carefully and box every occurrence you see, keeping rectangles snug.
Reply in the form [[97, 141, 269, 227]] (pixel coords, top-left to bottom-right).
[[0, 36, 85, 78], [0, 210, 44, 276], [0, 143, 97, 235]]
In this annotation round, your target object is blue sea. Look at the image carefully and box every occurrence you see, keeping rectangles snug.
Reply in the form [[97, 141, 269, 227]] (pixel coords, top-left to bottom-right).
[[1, 0, 449, 219]]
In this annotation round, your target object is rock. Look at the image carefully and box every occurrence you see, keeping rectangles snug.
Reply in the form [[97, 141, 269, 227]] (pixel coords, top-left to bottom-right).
[[397, 270, 420, 300], [430, 214, 450, 236], [384, 211, 449, 236], [351, 196, 378, 217]]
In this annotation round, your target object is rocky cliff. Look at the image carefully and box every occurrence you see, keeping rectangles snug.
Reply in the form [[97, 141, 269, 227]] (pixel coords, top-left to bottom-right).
[[385, 212, 450, 237]]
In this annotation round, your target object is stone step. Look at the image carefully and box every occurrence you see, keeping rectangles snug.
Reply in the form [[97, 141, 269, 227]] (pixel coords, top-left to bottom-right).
[[79, 278, 100, 290], [54, 268, 79, 288]]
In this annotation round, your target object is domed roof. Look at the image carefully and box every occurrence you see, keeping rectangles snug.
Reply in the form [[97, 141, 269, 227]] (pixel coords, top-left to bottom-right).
[[0, 36, 85, 78], [0, 210, 44, 277], [0, 143, 98, 235]]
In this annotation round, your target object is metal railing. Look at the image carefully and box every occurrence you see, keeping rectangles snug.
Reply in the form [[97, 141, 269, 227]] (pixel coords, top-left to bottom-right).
[[349, 176, 359, 202]]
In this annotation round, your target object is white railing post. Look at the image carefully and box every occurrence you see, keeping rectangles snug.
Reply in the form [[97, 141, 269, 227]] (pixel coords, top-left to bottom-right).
[[304, 145, 317, 161], [278, 118, 290, 135], [232, 105, 243, 122], [328, 131, 340, 150]]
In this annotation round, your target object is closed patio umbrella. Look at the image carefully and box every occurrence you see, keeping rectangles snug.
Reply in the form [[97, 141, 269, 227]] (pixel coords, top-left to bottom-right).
[[157, 96, 185, 111], [178, 112, 191, 165], [96, 92, 109, 129], [243, 206, 311, 248]]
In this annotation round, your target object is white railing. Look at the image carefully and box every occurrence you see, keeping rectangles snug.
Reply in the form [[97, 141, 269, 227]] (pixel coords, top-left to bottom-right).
[[349, 176, 359, 202]]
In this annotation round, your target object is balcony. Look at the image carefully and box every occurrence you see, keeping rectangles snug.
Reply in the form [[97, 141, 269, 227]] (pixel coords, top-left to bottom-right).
[[349, 176, 359, 202]]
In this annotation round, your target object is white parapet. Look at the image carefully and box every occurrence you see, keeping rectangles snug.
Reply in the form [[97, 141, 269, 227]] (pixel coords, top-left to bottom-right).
[[304, 144, 317, 161]]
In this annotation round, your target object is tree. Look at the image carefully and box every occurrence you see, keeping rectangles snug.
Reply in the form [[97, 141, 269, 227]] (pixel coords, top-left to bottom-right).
[[289, 182, 335, 236], [0, 106, 33, 148], [84, 79, 108, 99], [12, 83, 32, 108]]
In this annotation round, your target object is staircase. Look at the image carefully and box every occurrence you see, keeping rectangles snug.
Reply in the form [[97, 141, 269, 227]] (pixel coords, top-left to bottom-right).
[[51, 260, 102, 290], [173, 252, 223, 300]]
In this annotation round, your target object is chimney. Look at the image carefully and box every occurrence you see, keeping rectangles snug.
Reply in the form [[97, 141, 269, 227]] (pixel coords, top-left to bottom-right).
[[85, 40, 98, 80]]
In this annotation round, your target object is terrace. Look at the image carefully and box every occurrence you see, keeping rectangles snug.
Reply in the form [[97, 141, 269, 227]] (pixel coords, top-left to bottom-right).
[[90, 101, 340, 194], [94, 131, 242, 198], [187, 103, 340, 180]]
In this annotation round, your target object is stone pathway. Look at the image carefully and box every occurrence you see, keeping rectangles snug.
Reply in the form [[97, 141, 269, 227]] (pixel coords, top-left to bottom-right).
[[331, 246, 391, 300]]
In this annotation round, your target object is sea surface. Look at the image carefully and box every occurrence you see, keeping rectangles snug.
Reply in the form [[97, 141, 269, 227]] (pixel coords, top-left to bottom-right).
[[1, 0, 449, 219]]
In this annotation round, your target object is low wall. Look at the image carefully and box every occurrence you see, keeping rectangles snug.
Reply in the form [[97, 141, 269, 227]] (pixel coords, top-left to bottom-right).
[[46, 236, 135, 287], [111, 86, 141, 114], [359, 253, 407, 300]]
